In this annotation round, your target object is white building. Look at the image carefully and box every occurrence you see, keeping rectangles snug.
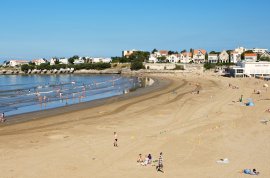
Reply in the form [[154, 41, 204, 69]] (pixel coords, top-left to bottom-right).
[[230, 61, 270, 77], [167, 54, 180, 63], [193, 49, 207, 63], [230, 51, 241, 63], [50, 58, 58, 65], [235, 47, 247, 54], [122, 49, 138, 58], [32, 58, 47, 65], [244, 53, 257, 62], [252, 48, 268, 54], [74, 59, 85, 65], [180, 52, 192, 63], [59, 58, 68, 65], [219, 50, 229, 63], [208, 54, 219, 63], [91, 58, 111, 63], [148, 54, 158, 63], [9, 60, 29, 67]]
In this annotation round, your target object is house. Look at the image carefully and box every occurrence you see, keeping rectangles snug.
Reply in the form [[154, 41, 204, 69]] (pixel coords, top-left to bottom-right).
[[50, 58, 68, 65], [208, 54, 219, 63], [180, 52, 192, 63], [219, 50, 229, 63], [167, 54, 180, 63], [230, 51, 241, 63], [159, 50, 169, 57], [252, 48, 268, 54], [244, 53, 257, 62], [91, 58, 112, 63], [148, 54, 158, 63], [74, 59, 85, 65], [59, 58, 68, 65], [9, 60, 29, 67], [50, 58, 58, 65], [32, 58, 47, 65], [122, 49, 138, 58], [152, 50, 169, 58], [235, 47, 247, 54], [193, 49, 207, 63], [260, 51, 270, 59], [230, 61, 270, 77]]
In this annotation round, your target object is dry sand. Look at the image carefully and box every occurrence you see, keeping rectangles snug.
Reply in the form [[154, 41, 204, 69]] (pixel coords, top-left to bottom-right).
[[0, 73, 270, 178]]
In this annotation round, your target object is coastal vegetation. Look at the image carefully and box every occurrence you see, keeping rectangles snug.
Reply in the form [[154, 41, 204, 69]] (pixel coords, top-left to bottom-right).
[[21, 63, 111, 72], [204, 62, 235, 70], [130, 61, 145, 70]]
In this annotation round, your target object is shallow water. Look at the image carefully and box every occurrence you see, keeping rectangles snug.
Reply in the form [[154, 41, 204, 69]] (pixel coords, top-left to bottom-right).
[[0, 74, 154, 116]]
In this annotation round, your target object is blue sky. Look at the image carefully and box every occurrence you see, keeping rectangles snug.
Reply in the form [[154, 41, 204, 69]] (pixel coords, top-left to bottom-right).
[[0, 0, 270, 61]]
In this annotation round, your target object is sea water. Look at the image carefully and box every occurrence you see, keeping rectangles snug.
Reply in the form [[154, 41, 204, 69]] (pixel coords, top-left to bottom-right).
[[0, 74, 153, 116]]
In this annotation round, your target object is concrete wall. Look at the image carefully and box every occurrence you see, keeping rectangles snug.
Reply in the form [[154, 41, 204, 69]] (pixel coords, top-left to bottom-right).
[[144, 63, 176, 70]]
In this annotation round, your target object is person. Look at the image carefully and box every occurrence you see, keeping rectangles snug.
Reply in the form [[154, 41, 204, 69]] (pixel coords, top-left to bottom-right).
[[243, 168, 259, 175], [141, 155, 149, 166], [137, 154, 143, 163], [156, 152, 164, 173], [114, 132, 118, 147], [148, 154, 152, 164], [1, 113, 5, 122]]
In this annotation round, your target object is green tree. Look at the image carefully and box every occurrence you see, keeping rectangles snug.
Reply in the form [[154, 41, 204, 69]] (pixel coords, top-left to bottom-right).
[[130, 61, 145, 70], [260, 56, 270, 61], [129, 51, 150, 62], [152, 48, 158, 54], [68, 55, 79, 64], [181, 49, 187, 53]]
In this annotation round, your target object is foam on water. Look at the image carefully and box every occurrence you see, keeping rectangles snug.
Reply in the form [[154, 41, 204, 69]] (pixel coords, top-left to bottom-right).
[[0, 74, 153, 116]]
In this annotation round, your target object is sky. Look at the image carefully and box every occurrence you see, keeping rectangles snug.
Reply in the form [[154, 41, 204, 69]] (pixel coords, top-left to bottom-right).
[[0, 0, 270, 62]]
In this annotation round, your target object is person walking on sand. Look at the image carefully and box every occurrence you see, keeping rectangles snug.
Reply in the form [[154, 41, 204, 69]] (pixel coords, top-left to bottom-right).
[[156, 152, 164, 173], [114, 132, 118, 147]]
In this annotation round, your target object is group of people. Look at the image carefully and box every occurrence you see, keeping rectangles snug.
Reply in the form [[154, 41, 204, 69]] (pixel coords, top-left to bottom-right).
[[243, 168, 259, 175], [229, 83, 239, 89], [113, 132, 164, 173], [137, 153, 152, 166], [136, 152, 164, 173], [0, 112, 5, 122]]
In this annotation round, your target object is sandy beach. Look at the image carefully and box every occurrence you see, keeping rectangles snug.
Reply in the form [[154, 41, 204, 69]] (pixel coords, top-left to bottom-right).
[[0, 72, 270, 178]]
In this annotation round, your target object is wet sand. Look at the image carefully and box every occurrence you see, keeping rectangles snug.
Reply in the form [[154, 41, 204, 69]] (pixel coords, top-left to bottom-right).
[[0, 73, 270, 178]]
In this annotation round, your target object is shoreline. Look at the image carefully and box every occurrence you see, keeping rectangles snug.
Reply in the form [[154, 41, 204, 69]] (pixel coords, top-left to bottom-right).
[[1, 76, 171, 126], [1, 73, 269, 178]]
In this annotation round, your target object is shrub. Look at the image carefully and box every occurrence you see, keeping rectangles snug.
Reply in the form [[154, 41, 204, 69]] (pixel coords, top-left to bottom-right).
[[130, 61, 145, 70]]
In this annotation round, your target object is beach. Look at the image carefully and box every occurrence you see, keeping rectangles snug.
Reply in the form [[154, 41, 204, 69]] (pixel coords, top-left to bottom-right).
[[0, 72, 270, 178]]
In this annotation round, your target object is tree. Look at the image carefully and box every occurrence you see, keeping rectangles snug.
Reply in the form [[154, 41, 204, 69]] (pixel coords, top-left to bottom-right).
[[181, 49, 187, 53], [129, 51, 150, 62], [152, 48, 158, 54], [130, 61, 145, 70], [168, 51, 178, 55], [205, 53, 208, 60], [68, 55, 79, 64], [260, 56, 270, 61]]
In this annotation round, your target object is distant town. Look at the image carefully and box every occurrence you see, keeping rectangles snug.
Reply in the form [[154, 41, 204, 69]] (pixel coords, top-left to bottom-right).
[[1, 47, 270, 78]]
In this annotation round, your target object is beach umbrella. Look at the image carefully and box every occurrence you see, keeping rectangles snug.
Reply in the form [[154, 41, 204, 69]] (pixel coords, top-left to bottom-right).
[[263, 84, 269, 88]]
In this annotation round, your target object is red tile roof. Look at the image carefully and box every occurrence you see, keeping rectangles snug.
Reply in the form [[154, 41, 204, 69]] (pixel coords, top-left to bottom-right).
[[245, 53, 257, 57], [193, 49, 206, 55], [159, 50, 168, 55]]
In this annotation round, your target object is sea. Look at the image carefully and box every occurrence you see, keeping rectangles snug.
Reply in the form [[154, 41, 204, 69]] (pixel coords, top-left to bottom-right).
[[0, 74, 154, 116]]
